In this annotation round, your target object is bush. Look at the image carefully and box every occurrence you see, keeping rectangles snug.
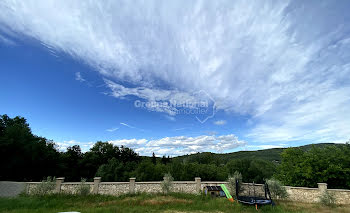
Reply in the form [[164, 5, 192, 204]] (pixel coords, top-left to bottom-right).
[[78, 178, 90, 196], [266, 178, 288, 199], [319, 190, 336, 207], [227, 171, 242, 198], [161, 173, 174, 194], [32, 177, 56, 195]]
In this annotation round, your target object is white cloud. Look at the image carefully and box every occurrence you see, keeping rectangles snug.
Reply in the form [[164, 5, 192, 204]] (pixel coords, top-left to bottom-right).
[[120, 122, 146, 132], [108, 134, 246, 156], [105, 79, 206, 116], [109, 138, 148, 147], [56, 140, 94, 152], [106, 127, 119, 132], [1, 1, 350, 143], [214, 120, 226, 125], [164, 115, 176, 121], [120, 122, 135, 129], [173, 127, 186, 131], [75, 72, 85, 82], [246, 145, 285, 150]]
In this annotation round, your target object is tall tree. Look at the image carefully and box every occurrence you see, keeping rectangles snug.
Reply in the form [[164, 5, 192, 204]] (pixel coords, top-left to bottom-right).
[[0, 114, 60, 181], [152, 152, 157, 165]]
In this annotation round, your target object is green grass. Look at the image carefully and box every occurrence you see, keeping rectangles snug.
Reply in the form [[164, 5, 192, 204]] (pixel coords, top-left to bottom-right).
[[0, 193, 348, 213]]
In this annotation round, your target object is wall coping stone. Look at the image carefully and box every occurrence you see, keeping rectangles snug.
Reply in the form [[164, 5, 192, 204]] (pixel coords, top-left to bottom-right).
[[328, 189, 350, 192], [62, 182, 94, 185], [100, 182, 129, 184], [285, 186, 319, 190], [202, 181, 227, 184]]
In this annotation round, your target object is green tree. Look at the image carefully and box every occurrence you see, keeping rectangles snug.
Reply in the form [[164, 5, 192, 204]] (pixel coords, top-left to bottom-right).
[[276, 145, 350, 189], [0, 114, 60, 181], [152, 152, 157, 165], [96, 158, 123, 181], [61, 145, 83, 181]]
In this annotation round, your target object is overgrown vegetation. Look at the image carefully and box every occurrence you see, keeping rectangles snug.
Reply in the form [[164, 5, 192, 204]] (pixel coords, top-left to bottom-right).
[[266, 178, 288, 199], [0, 193, 347, 213], [161, 173, 174, 194], [227, 171, 242, 197], [78, 178, 90, 196], [319, 190, 336, 207], [31, 177, 55, 196]]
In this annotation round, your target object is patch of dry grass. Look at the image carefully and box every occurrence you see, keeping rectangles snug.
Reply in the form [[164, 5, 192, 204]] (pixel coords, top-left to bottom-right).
[[276, 200, 350, 213]]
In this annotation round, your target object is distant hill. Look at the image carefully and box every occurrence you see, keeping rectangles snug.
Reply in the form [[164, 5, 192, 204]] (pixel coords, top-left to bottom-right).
[[172, 143, 345, 164]]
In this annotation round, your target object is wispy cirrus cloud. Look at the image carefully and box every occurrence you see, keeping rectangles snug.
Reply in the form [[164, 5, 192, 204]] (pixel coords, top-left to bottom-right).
[[1, 0, 350, 144], [0, 34, 15, 46], [120, 122, 135, 129], [106, 127, 119, 132], [75, 72, 86, 82]]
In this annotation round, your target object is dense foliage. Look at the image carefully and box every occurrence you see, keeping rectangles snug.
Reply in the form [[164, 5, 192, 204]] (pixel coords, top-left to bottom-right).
[[1, 114, 349, 190], [0, 114, 140, 181], [0, 115, 60, 181], [276, 145, 350, 189]]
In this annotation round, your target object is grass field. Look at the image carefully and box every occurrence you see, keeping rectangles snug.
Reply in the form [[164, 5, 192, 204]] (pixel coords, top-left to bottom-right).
[[0, 193, 349, 213]]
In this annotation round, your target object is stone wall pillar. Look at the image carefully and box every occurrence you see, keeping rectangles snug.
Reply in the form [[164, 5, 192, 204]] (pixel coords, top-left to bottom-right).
[[93, 177, 101, 194], [195, 177, 201, 193], [129, 178, 136, 194], [55, 177, 65, 193], [318, 183, 327, 193]]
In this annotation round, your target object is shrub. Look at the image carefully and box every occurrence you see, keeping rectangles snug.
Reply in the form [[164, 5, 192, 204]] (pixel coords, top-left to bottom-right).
[[319, 190, 336, 207], [161, 173, 174, 194], [227, 171, 242, 198], [78, 178, 90, 196], [32, 176, 56, 195], [266, 178, 288, 199]]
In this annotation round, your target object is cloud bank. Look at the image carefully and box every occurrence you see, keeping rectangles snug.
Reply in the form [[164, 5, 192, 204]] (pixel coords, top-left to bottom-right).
[[109, 134, 246, 156], [1, 0, 350, 143]]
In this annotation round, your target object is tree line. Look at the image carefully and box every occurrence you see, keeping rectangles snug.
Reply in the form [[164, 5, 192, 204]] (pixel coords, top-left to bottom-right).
[[1, 114, 349, 189]]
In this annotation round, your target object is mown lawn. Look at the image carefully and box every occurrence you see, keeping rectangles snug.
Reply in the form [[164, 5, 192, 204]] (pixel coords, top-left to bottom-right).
[[0, 193, 348, 213]]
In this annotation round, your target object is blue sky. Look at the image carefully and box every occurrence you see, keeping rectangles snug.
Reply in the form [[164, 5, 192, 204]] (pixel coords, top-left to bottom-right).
[[1, 0, 350, 156]]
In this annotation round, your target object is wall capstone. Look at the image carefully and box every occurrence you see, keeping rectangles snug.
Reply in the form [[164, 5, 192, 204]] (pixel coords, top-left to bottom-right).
[[55, 177, 64, 193], [195, 177, 201, 193], [129, 178, 136, 194], [93, 177, 101, 194], [318, 183, 327, 193]]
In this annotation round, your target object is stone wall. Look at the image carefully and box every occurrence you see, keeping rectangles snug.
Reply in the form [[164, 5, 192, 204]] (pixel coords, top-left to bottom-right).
[[285, 186, 320, 203], [25, 182, 41, 194], [61, 183, 93, 194], [172, 181, 197, 193], [328, 189, 350, 205], [23, 177, 350, 205], [98, 182, 129, 195]]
